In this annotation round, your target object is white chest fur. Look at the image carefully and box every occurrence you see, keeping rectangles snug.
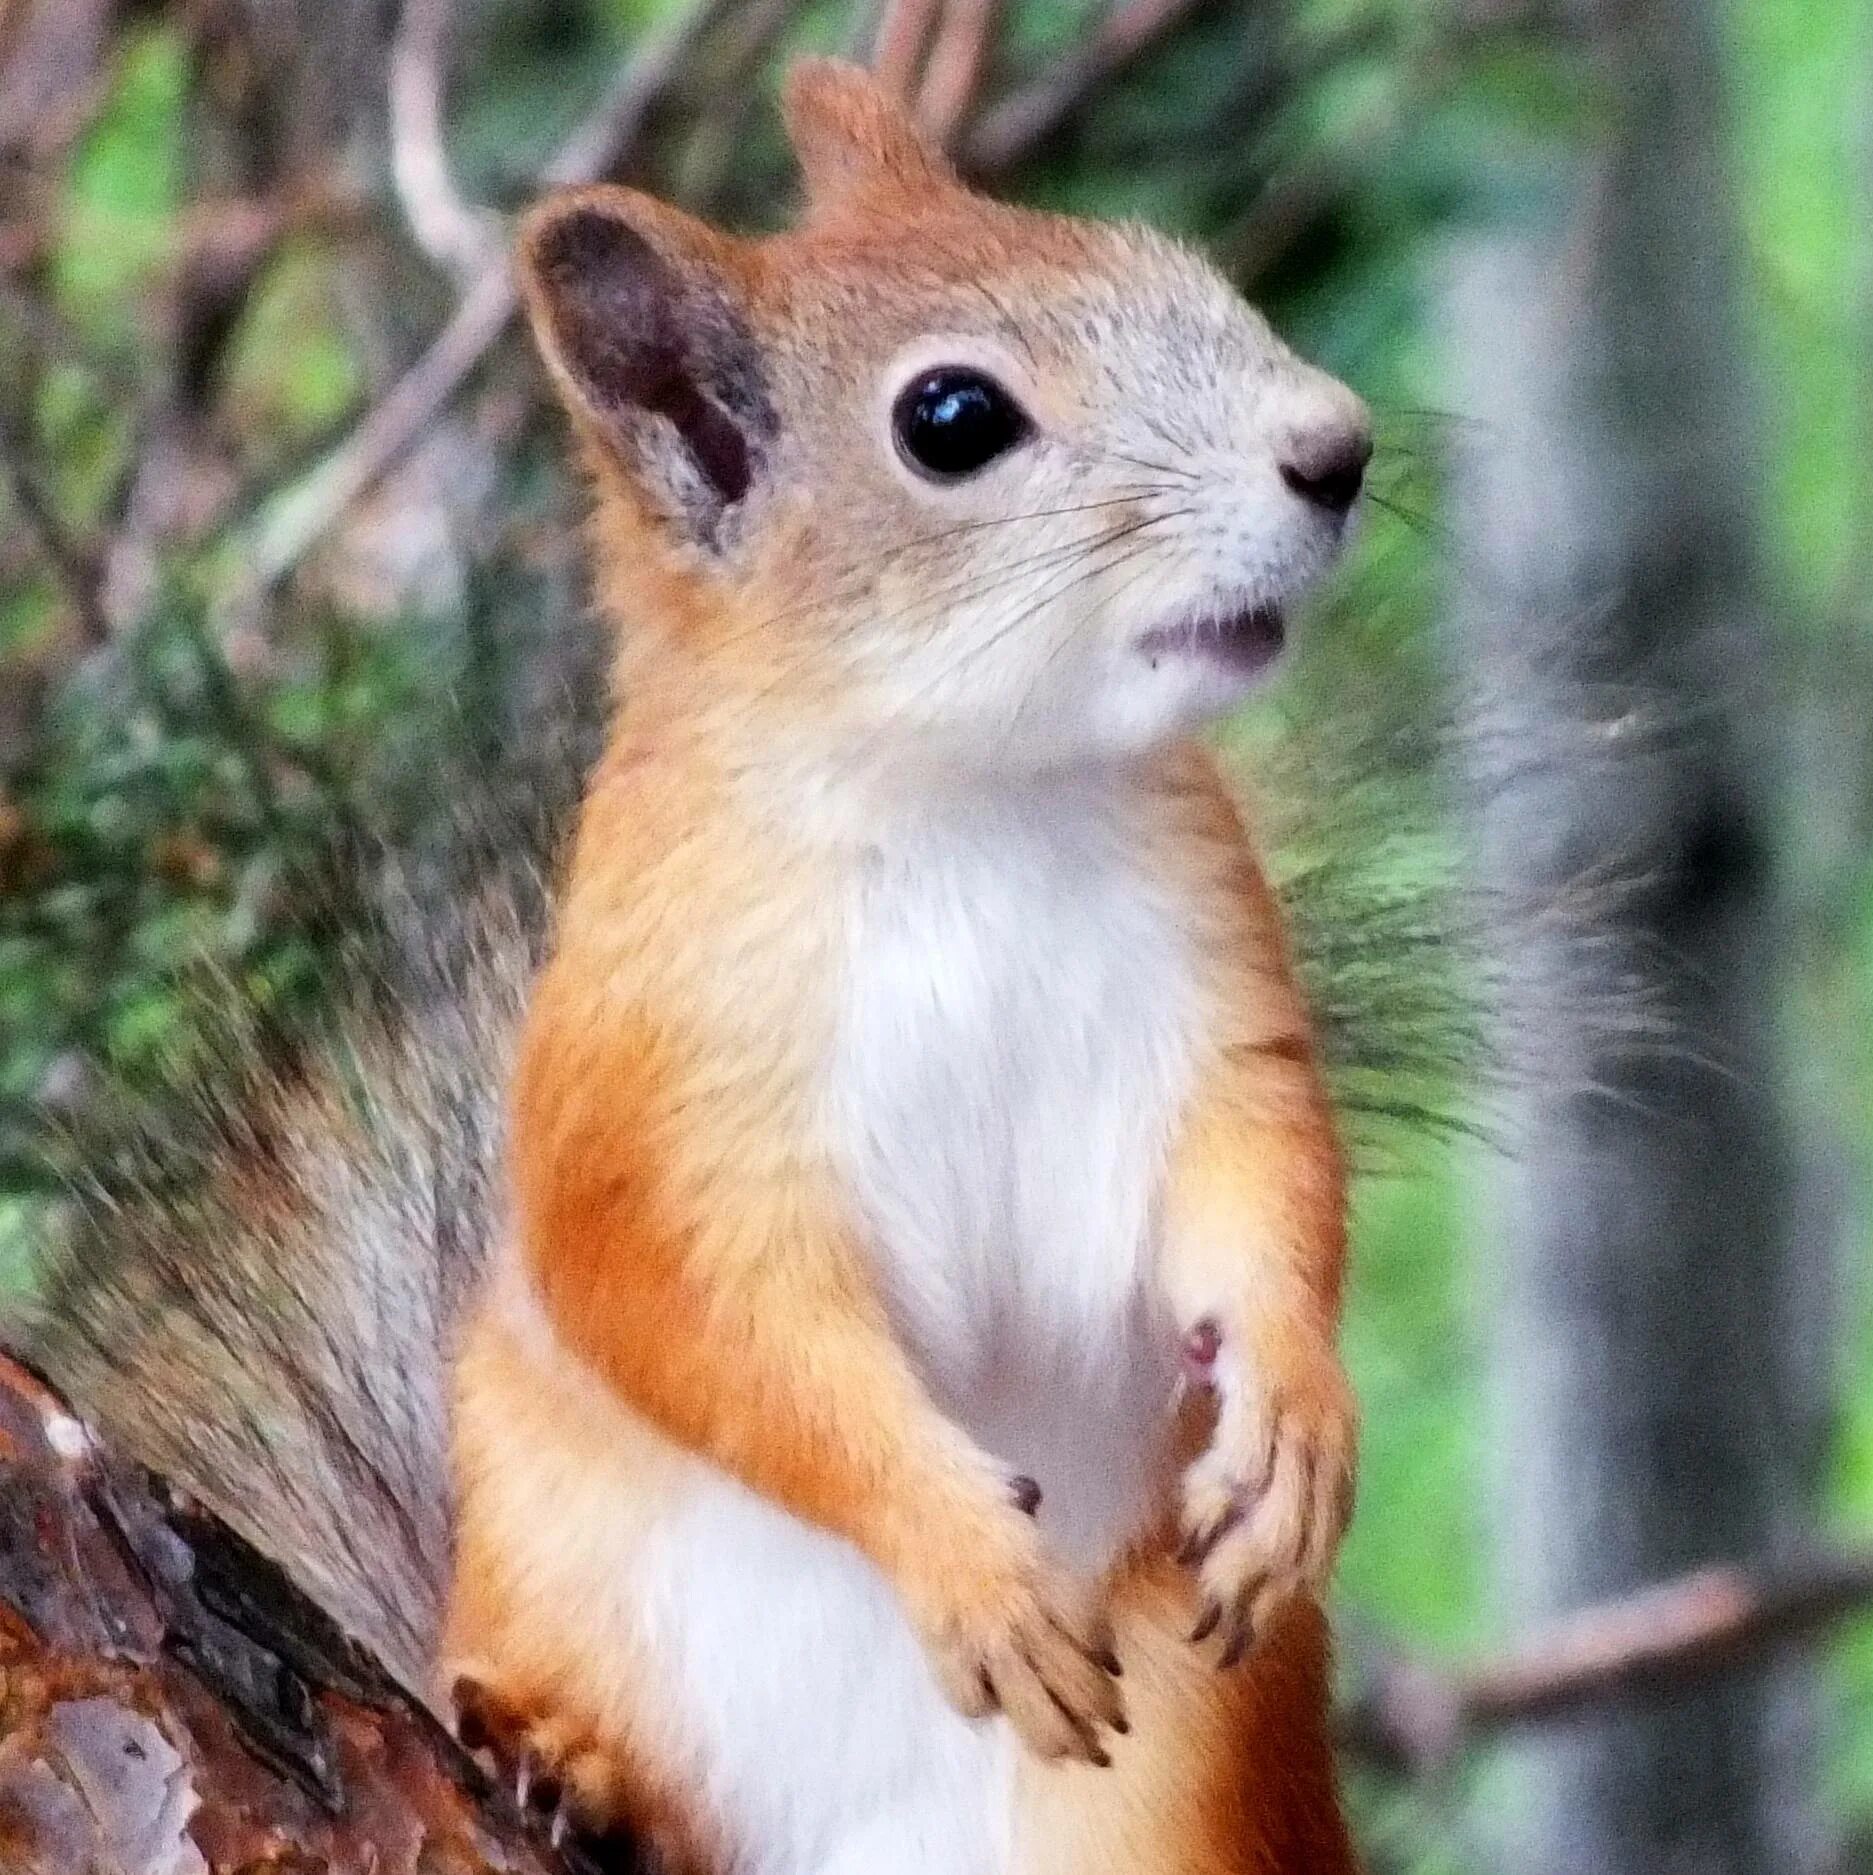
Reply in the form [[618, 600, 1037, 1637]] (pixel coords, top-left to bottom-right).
[[830, 774, 1200, 1570]]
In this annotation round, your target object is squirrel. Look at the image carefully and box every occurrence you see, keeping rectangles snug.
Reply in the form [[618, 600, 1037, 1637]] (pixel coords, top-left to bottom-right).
[[442, 59, 1365, 1874], [21, 56, 1380, 1875]]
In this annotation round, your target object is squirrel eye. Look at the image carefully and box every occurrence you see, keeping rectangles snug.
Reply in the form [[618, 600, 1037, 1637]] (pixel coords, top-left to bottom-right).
[[892, 369, 1031, 480]]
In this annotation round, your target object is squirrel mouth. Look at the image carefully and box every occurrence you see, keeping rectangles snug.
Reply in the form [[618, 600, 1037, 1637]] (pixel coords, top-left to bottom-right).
[[1139, 603, 1286, 672]]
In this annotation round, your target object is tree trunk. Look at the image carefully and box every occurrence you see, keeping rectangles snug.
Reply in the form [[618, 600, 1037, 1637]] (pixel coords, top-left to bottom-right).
[[0, 1352, 634, 1875], [1443, 3, 1819, 1872]]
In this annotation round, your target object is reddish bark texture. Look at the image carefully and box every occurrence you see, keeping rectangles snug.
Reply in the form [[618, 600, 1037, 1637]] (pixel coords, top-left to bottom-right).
[[0, 1352, 613, 1875]]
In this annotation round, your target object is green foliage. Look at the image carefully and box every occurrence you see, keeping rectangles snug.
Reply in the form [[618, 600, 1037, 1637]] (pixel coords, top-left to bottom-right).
[[0, 591, 427, 1189], [221, 244, 368, 459], [1341, 1160, 1482, 1648], [1733, 0, 1873, 1818], [1730, 0, 1873, 598], [55, 27, 189, 327]]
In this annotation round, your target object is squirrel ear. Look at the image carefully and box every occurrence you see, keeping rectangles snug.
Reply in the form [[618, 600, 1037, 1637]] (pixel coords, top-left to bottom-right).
[[782, 58, 955, 211], [517, 187, 775, 550]]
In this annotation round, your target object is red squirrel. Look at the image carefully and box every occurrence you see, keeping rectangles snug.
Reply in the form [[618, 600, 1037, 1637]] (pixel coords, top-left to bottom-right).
[[442, 56, 1367, 1875]]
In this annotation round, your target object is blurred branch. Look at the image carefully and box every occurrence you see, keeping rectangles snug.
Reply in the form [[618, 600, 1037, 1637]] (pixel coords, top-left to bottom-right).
[[539, 0, 739, 191], [1340, 1544, 1873, 1777], [677, 0, 804, 210], [0, 0, 115, 165], [245, 269, 514, 595], [872, 0, 944, 102], [1214, 23, 1442, 284], [1216, 101, 1389, 283], [959, 0, 1223, 178], [243, 0, 737, 597], [916, 0, 1003, 143], [389, 0, 502, 282], [1453, 0, 1594, 38], [0, 415, 109, 649], [871, 0, 1000, 143]]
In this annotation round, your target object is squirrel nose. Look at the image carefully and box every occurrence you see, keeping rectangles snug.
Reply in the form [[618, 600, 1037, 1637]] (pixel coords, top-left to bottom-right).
[[1279, 423, 1372, 516]]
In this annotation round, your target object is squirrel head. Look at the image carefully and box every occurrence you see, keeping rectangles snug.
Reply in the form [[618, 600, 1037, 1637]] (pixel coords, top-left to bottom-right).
[[518, 59, 1370, 777]]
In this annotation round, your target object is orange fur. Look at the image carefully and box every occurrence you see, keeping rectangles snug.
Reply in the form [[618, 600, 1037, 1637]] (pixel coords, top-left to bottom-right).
[[1020, 1559, 1353, 1875], [445, 55, 1362, 1875]]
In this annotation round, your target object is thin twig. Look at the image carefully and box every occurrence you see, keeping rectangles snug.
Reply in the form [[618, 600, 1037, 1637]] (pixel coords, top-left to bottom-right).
[[388, 0, 501, 282], [1339, 1543, 1873, 1777], [542, 0, 742, 189], [959, 0, 1221, 179], [1464, 1549, 1873, 1723], [916, 0, 1004, 144], [1215, 66, 1402, 283], [676, 0, 805, 212], [0, 418, 108, 648], [241, 0, 738, 598], [871, 0, 945, 102], [0, 0, 114, 164], [247, 267, 516, 593]]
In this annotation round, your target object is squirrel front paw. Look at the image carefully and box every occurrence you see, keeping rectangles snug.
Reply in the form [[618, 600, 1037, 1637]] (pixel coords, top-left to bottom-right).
[[898, 1485, 1127, 1766], [1176, 1321, 1357, 1668]]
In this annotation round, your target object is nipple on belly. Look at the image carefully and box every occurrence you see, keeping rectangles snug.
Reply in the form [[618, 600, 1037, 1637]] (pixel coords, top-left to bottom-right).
[[1181, 1318, 1222, 1389]]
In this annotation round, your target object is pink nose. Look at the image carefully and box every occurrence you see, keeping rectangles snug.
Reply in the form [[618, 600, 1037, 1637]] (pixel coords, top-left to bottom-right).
[[1279, 423, 1372, 516]]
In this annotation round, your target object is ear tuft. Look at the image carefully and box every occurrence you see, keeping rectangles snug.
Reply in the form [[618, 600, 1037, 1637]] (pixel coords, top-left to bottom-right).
[[518, 189, 773, 546], [782, 58, 954, 212]]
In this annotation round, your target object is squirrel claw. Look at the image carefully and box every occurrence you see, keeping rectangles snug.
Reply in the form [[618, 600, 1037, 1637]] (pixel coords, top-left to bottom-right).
[[1177, 1498, 1248, 1570], [913, 1535, 1126, 1764], [1217, 1619, 1254, 1672], [449, 1674, 495, 1752], [517, 1746, 566, 1820], [1175, 1337, 1357, 1668], [448, 1673, 603, 1850]]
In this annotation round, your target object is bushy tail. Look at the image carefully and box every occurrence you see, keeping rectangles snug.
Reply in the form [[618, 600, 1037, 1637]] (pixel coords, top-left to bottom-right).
[[15, 853, 551, 1695]]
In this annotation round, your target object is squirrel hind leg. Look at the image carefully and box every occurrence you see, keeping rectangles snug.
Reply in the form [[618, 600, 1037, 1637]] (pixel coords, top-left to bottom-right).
[[448, 1675, 621, 1852], [451, 1674, 584, 1827], [446, 1672, 715, 1875]]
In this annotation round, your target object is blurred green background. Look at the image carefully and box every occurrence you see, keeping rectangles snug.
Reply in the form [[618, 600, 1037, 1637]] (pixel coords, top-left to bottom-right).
[[1, 0, 1869, 1868]]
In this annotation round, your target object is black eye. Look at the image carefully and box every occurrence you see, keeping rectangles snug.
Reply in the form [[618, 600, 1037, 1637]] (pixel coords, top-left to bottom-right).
[[892, 368, 1031, 481]]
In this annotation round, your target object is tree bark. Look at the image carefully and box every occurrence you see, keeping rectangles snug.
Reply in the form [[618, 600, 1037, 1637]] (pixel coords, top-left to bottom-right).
[[1443, 3, 1819, 1871], [0, 1352, 632, 1875]]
